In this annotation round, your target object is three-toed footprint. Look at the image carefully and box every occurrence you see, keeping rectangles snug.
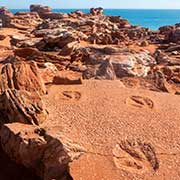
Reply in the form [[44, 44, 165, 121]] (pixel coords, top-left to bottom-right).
[[62, 91, 81, 101], [113, 140, 159, 174], [126, 95, 154, 109]]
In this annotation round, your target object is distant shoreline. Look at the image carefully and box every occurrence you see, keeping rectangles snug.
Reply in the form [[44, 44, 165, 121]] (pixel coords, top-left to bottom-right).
[[9, 9, 180, 30], [9, 8, 180, 10]]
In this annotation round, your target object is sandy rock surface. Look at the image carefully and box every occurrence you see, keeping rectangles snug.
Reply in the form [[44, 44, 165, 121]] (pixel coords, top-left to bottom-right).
[[43, 80, 180, 180]]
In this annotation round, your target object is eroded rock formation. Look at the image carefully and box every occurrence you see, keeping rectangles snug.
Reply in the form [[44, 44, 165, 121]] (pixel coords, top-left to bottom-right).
[[0, 89, 47, 125], [0, 7, 42, 29], [0, 123, 84, 180], [0, 58, 47, 95]]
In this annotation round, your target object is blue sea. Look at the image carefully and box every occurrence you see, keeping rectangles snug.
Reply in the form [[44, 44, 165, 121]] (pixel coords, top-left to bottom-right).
[[10, 9, 180, 30]]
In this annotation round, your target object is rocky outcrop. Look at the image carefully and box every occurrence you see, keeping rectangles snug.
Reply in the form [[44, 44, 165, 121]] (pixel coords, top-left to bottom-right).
[[159, 24, 180, 43], [0, 89, 47, 125], [30, 4, 51, 15], [83, 49, 156, 79], [90, 7, 103, 16], [150, 66, 180, 94], [96, 59, 117, 80], [0, 34, 6, 41], [39, 62, 58, 84], [53, 71, 82, 85], [110, 51, 156, 77], [11, 12, 42, 30], [0, 57, 48, 125], [30, 4, 64, 19], [14, 47, 71, 71], [59, 41, 79, 56], [0, 58, 46, 95], [0, 7, 14, 27], [0, 123, 84, 180], [0, 7, 42, 29]]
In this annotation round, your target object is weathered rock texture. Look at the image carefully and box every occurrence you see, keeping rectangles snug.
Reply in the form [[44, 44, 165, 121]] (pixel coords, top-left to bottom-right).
[[0, 89, 47, 125], [0, 58, 46, 95], [0, 7, 42, 29], [30, 4, 64, 19], [0, 123, 84, 180], [53, 71, 82, 85], [0, 57, 48, 126], [0, 7, 14, 27]]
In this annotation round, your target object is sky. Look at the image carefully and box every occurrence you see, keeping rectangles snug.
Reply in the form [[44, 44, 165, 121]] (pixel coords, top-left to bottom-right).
[[0, 0, 180, 9]]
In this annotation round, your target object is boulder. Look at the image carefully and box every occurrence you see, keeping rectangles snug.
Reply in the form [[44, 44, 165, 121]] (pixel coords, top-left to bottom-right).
[[0, 89, 47, 125], [59, 41, 79, 56], [96, 59, 117, 80], [14, 48, 71, 70], [40, 12, 65, 20], [11, 12, 42, 30], [0, 59, 47, 95], [14, 47, 42, 58], [155, 66, 180, 84], [39, 62, 58, 84], [154, 50, 171, 65], [159, 25, 174, 34], [53, 70, 82, 85], [140, 40, 149, 47], [127, 27, 149, 40], [159, 25, 180, 43], [90, 7, 103, 16], [37, 32, 77, 50], [108, 16, 122, 23], [86, 51, 156, 79], [0, 123, 84, 179], [11, 37, 42, 48], [30, 4, 51, 15], [69, 10, 86, 18], [110, 52, 156, 78], [0, 34, 6, 41], [0, 7, 14, 27], [0, 7, 42, 29], [10, 35, 31, 47], [30, 4, 63, 19], [171, 27, 180, 42], [148, 66, 180, 94]]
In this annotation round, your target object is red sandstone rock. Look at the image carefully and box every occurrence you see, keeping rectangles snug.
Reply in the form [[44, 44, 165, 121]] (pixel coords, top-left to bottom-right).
[[53, 70, 82, 85], [0, 34, 6, 41], [30, 4, 64, 19], [0, 123, 84, 180], [14, 47, 41, 58], [96, 59, 117, 80], [159, 24, 180, 43], [0, 7, 42, 29], [59, 41, 79, 56], [0, 89, 47, 125], [90, 7, 103, 16], [0, 58, 46, 95], [30, 4, 51, 15], [39, 62, 58, 84], [0, 7, 14, 27]]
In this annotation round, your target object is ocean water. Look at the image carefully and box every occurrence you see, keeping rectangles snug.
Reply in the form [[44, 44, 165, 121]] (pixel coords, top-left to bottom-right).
[[10, 9, 180, 30]]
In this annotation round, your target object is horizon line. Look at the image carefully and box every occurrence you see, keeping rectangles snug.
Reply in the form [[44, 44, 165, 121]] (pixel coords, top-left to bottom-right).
[[8, 8, 180, 10]]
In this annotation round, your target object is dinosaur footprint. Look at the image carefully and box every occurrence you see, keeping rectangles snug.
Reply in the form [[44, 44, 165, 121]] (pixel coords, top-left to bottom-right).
[[126, 96, 154, 109], [62, 91, 81, 101], [113, 140, 159, 174]]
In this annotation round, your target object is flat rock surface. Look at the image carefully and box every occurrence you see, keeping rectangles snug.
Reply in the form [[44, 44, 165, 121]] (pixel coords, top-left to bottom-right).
[[42, 80, 180, 180]]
